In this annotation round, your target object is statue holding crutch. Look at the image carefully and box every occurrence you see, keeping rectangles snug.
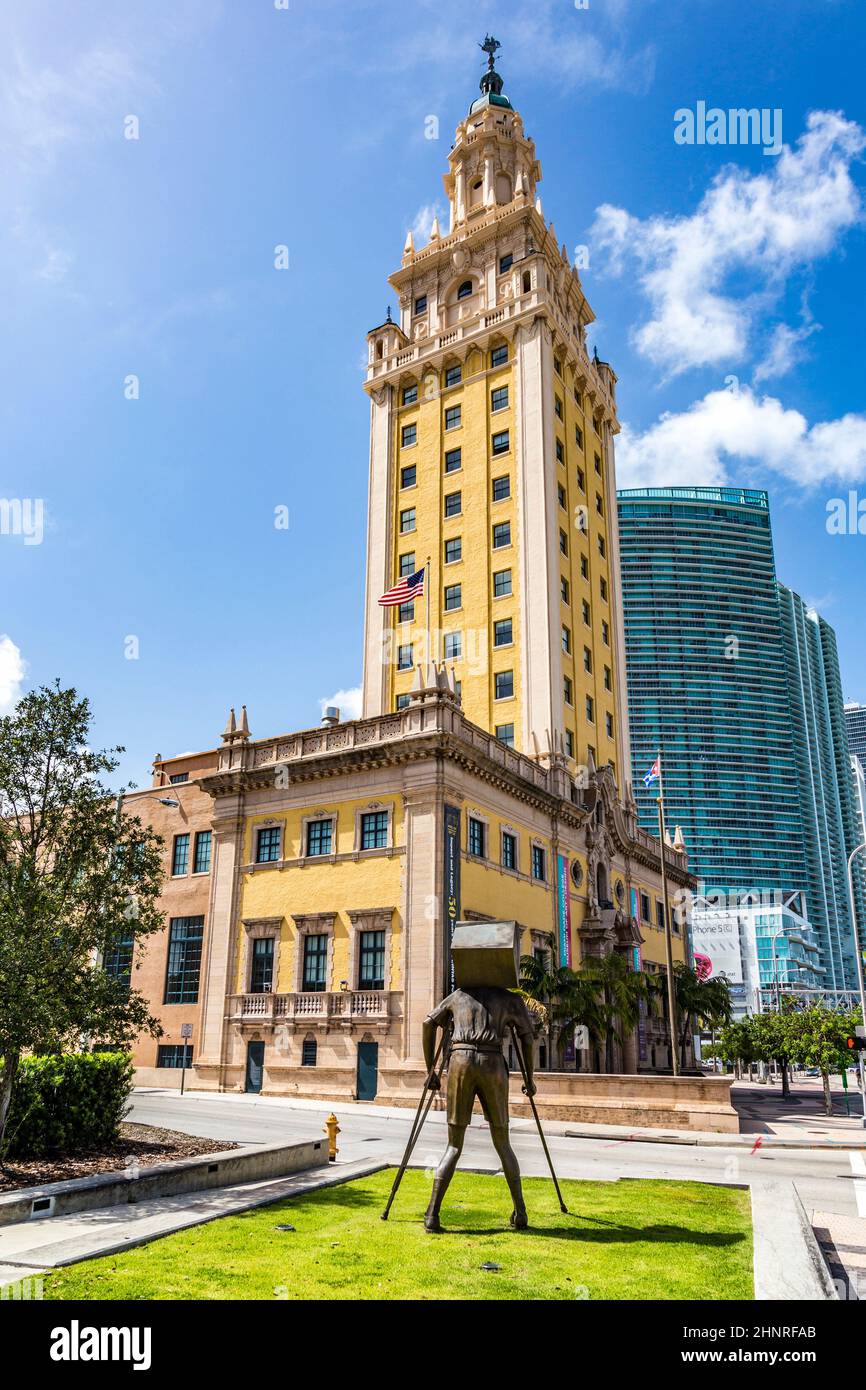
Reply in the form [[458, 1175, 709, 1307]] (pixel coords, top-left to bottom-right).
[[381, 920, 568, 1231]]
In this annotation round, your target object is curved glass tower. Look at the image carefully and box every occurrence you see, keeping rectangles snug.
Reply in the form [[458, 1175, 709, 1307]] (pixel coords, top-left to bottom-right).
[[616, 487, 804, 894]]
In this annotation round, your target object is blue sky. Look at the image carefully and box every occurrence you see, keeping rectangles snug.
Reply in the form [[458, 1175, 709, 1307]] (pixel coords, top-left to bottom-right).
[[1, 0, 864, 786]]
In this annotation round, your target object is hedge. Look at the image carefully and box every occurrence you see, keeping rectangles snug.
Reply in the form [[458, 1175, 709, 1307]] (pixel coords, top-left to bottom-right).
[[1, 1052, 134, 1159]]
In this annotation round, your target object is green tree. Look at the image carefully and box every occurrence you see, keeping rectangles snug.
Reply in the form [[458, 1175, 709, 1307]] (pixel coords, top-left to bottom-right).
[[750, 1009, 795, 1099], [0, 684, 166, 1154], [716, 1018, 759, 1075], [784, 1003, 861, 1116], [518, 955, 599, 1069], [576, 952, 650, 1074], [672, 964, 733, 1071]]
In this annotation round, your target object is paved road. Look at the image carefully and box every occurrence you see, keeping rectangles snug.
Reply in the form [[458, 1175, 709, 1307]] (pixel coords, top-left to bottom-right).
[[130, 1088, 866, 1229]]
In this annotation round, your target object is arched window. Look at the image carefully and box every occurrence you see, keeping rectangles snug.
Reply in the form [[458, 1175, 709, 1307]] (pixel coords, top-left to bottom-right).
[[457, 280, 473, 301], [302, 1036, 317, 1067]]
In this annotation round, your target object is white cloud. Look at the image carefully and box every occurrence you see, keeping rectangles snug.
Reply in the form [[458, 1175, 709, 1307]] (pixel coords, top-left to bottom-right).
[[319, 686, 363, 722], [753, 319, 820, 383], [0, 637, 26, 715], [410, 203, 444, 245], [616, 386, 866, 491], [593, 111, 865, 376]]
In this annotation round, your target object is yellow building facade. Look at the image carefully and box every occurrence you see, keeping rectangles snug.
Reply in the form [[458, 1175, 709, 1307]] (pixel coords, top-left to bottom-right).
[[131, 47, 696, 1104]]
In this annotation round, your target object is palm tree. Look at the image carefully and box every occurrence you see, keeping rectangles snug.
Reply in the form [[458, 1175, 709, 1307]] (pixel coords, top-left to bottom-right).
[[518, 955, 598, 1069], [577, 952, 650, 1073], [672, 964, 733, 1071]]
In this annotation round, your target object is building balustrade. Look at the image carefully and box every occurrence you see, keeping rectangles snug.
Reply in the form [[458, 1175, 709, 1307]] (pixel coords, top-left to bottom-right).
[[227, 990, 395, 1025]]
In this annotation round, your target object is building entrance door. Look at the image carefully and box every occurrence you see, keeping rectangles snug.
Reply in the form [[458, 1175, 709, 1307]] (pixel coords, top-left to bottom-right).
[[356, 1041, 378, 1101], [245, 1040, 265, 1094]]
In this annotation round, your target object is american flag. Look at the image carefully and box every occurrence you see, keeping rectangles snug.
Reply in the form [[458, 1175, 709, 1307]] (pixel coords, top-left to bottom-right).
[[379, 566, 425, 608]]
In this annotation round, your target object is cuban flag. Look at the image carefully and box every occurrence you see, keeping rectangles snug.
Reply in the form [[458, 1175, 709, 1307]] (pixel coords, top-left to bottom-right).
[[643, 757, 660, 789], [379, 567, 425, 608]]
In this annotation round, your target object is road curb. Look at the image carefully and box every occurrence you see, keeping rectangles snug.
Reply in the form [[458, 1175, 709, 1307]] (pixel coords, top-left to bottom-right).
[[563, 1127, 866, 1150], [752, 1180, 839, 1300]]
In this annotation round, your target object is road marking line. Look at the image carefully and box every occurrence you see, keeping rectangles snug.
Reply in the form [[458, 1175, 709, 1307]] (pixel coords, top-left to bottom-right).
[[849, 1151, 866, 1217]]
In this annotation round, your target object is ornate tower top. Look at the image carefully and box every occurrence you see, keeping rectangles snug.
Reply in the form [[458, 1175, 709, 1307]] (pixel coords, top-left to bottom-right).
[[471, 34, 512, 114]]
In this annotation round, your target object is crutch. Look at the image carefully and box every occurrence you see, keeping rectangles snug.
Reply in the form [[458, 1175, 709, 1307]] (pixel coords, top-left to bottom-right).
[[381, 1026, 450, 1220], [509, 1024, 568, 1214]]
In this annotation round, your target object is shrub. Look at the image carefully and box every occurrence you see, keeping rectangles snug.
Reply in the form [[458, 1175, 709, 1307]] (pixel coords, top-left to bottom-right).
[[1, 1052, 133, 1159]]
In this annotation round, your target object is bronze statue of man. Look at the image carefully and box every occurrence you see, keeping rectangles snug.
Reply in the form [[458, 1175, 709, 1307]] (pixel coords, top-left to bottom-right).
[[422, 983, 535, 1233]]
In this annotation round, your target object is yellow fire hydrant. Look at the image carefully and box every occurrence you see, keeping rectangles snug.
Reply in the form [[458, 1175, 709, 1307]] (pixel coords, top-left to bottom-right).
[[324, 1113, 340, 1163]]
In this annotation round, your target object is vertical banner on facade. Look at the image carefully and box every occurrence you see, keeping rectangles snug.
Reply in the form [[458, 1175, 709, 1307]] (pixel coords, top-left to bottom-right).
[[630, 887, 648, 1063], [557, 854, 572, 968], [444, 805, 461, 990]]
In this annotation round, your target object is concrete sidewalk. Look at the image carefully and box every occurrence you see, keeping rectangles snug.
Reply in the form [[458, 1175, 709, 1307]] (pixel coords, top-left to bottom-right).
[[0, 1158, 387, 1289]]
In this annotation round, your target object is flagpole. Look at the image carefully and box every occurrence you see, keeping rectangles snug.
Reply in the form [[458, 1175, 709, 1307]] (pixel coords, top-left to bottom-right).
[[656, 749, 680, 1077], [425, 554, 431, 680]]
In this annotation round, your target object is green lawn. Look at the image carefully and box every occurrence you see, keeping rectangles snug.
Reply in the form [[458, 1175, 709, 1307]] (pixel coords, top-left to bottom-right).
[[44, 1169, 753, 1301]]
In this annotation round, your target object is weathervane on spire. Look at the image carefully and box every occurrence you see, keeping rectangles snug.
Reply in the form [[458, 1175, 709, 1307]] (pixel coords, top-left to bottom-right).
[[479, 34, 501, 71]]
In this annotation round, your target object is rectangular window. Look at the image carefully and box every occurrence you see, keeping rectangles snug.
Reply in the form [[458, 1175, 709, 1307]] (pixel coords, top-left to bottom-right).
[[586, 695, 595, 722], [445, 364, 462, 388], [399, 507, 415, 534], [169, 772, 189, 784], [561, 576, 570, 603], [565, 730, 574, 758], [641, 893, 651, 923], [492, 475, 510, 502], [444, 584, 462, 611], [557, 483, 566, 510], [360, 811, 389, 850], [402, 383, 418, 405], [401, 464, 416, 489], [495, 723, 515, 747], [491, 386, 509, 413], [358, 930, 386, 990], [498, 254, 513, 274], [494, 568, 512, 597], [399, 552, 416, 577], [596, 492, 604, 516], [306, 818, 333, 857], [555, 439, 564, 464], [576, 466, 585, 491], [164, 916, 204, 1005], [171, 834, 190, 876], [605, 712, 614, 738], [494, 617, 513, 647], [445, 537, 462, 564], [401, 423, 417, 448], [582, 599, 591, 625], [495, 670, 514, 700], [501, 832, 517, 871], [562, 626, 571, 655], [491, 430, 510, 456], [564, 675, 573, 705], [468, 817, 486, 857], [443, 631, 462, 660], [103, 929, 134, 988], [256, 826, 281, 863], [602, 620, 610, 645], [396, 693, 410, 710], [414, 295, 427, 315], [493, 521, 511, 549], [574, 388, 582, 407], [491, 343, 508, 367], [555, 396, 563, 420], [655, 901, 665, 930], [604, 665, 612, 692], [554, 357, 562, 376], [559, 528, 568, 556], [157, 1044, 193, 1069], [398, 601, 414, 623], [250, 937, 274, 993], [193, 830, 212, 875], [358, 934, 386, 989], [397, 643, 413, 670], [583, 646, 592, 673], [445, 405, 462, 430], [598, 535, 606, 558], [302, 1038, 318, 1066], [594, 452, 602, 475], [575, 425, 583, 448], [303, 934, 328, 991], [444, 491, 462, 518], [580, 554, 589, 579], [444, 447, 462, 472], [600, 576, 608, 601], [532, 845, 546, 881]]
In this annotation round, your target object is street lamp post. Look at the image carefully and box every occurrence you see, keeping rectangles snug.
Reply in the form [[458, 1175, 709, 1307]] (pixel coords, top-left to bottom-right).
[[845, 842, 866, 1130]]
